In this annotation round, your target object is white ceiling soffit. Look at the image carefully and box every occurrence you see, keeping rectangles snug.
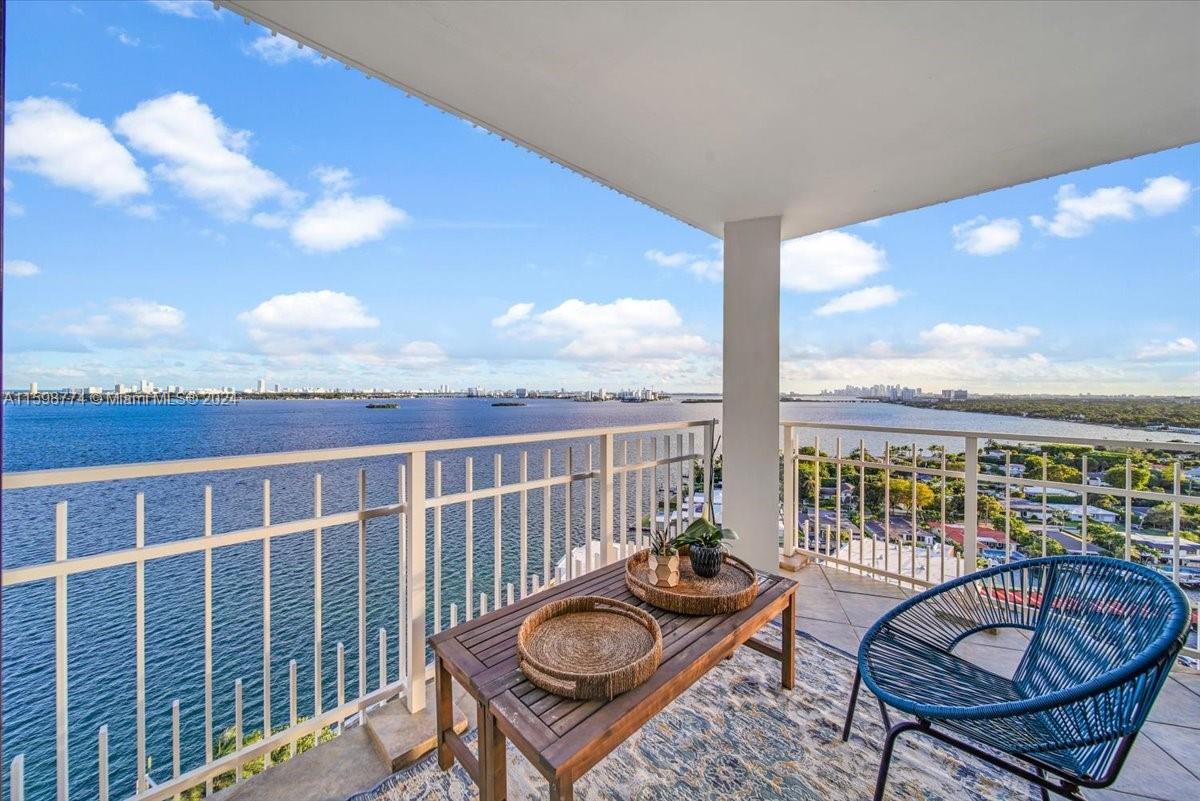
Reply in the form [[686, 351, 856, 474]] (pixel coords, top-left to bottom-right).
[[221, 1, 1200, 240]]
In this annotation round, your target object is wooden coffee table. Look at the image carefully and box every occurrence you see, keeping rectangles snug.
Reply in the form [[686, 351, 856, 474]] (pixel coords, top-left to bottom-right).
[[430, 556, 798, 801]]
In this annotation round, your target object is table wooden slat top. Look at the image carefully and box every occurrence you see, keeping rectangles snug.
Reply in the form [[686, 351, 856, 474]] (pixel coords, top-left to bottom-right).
[[431, 557, 798, 797]]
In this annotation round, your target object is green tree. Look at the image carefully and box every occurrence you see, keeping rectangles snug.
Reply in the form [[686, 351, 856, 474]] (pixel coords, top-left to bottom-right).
[[888, 478, 935, 511], [1103, 463, 1151, 489], [1045, 463, 1083, 484]]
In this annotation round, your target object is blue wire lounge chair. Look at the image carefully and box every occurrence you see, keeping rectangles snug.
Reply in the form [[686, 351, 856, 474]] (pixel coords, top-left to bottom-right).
[[842, 556, 1191, 801]]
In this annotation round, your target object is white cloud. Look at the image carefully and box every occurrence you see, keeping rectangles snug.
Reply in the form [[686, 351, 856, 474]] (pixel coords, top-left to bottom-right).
[[644, 246, 722, 281], [492, 302, 534, 328], [1031, 176, 1192, 238], [952, 216, 1021, 256], [251, 212, 289, 229], [6, 97, 149, 203], [644, 249, 693, 268], [148, 1, 218, 18], [511, 298, 709, 360], [245, 34, 324, 66], [312, 165, 353, 192], [918, 323, 1040, 351], [115, 93, 295, 219], [238, 290, 380, 332], [4, 177, 25, 217], [126, 203, 158, 220], [814, 285, 904, 316], [781, 231, 886, 292], [5, 259, 41, 277], [647, 231, 885, 291], [289, 194, 407, 251], [1136, 337, 1199, 360], [52, 81, 81, 92], [106, 26, 140, 47], [64, 298, 185, 343]]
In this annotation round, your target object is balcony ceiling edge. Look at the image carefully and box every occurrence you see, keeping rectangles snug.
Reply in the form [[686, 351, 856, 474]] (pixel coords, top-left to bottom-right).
[[218, 1, 1200, 239]]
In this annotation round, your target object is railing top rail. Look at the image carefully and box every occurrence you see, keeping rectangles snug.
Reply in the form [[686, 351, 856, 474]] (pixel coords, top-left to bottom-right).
[[1, 418, 715, 490], [781, 420, 1200, 453]]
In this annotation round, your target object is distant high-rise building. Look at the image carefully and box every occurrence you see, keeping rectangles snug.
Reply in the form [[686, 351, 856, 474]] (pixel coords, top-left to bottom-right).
[[257, 378, 267, 393], [29, 381, 38, 395]]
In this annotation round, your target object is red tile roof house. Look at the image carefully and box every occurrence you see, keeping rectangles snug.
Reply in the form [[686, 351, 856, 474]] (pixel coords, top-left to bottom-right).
[[941, 524, 1008, 551]]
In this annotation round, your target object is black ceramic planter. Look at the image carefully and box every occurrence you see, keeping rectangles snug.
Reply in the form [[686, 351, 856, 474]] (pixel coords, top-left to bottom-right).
[[689, 545, 723, 578]]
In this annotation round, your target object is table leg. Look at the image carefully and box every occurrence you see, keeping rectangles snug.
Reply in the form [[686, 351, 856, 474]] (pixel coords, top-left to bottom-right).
[[782, 590, 796, 689], [435, 656, 453, 770], [479, 705, 508, 801], [550, 775, 574, 801]]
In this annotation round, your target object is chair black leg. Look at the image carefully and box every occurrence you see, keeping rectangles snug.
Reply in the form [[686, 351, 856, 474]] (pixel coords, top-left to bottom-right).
[[842, 667, 861, 742], [872, 721, 924, 801], [1037, 767, 1051, 801]]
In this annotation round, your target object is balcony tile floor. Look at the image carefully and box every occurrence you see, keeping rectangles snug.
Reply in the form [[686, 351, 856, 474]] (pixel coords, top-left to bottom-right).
[[786, 564, 1200, 801]]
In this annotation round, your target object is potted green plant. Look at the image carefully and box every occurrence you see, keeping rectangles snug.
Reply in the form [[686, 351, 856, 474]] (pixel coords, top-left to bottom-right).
[[676, 517, 738, 578], [647, 525, 680, 587]]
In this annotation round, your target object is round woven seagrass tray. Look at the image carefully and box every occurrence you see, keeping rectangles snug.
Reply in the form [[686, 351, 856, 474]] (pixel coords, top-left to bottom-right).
[[517, 596, 662, 700], [625, 549, 759, 615]]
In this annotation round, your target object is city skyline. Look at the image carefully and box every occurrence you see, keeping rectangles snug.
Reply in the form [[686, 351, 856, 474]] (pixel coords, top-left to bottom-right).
[[3, 1, 1199, 395]]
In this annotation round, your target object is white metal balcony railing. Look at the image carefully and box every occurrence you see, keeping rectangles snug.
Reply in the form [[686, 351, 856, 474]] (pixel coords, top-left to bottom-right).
[[781, 421, 1200, 662], [0, 420, 715, 801]]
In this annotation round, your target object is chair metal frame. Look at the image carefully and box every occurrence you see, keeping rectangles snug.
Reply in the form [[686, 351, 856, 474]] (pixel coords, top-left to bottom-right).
[[841, 556, 1191, 801]]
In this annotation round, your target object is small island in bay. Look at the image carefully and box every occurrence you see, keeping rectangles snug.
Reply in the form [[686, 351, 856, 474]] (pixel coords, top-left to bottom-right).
[[492, 401, 527, 407], [365, 402, 398, 409]]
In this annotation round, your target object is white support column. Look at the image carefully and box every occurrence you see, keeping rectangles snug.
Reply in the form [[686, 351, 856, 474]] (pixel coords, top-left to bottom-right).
[[722, 216, 781, 573]]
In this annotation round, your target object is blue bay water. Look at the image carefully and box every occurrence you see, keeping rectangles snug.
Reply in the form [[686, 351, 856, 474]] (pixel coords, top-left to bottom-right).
[[3, 398, 1196, 801]]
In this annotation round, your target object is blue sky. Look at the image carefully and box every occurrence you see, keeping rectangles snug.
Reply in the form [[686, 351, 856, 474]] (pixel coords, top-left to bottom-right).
[[3, 0, 1199, 394]]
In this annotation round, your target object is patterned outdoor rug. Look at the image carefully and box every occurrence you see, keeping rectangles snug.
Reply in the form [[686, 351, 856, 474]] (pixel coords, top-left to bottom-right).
[[357, 627, 1030, 800]]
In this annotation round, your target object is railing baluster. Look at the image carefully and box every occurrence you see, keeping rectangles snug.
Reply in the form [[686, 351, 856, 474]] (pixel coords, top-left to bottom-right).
[[172, 699, 181, 799], [97, 726, 108, 801], [336, 643, 345, 709], [465, 456, 474, 621], [203, 485, 214, 794], [963, 436, 979, 572], [313, 474, 324, 716], [449, 603, 458, 629], [234, 679, 243, 781], [289, 659, 298, 758], [1124, 458, 1133, 562], [1081, 454, 1089, 554], [543, 449, 552, 585], [506, 583, 514, 606], [55, 501, 69, 801], [880, 441, 888, 574], [433, 460, 443, 633], [1173, 460, 1182, 582], [687, 432, 697, 524], [911, 441, 918, 581], [357, 469, 367, 704], [1040, 459, 1048, 558], [135, 493, 147, 793], [263, 479, 273, 768], [636, 439, 645, 548], [585, 443, 594, 573], [783, 425, 796, 556], [676, 433, 686, 530], [1004, 452, 1012, 562], [480, 593, 487, 618], [837, 438, 845, 563], [862, 440, 870, 576], [600, 434, 615, 566], [620, 441, 629, 555], [404, 451, 427, 712], [494, 453, 503, 602], [378, 628, 387, 690], [565, 447, 574, 581], [519, 451, 528, 597]]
